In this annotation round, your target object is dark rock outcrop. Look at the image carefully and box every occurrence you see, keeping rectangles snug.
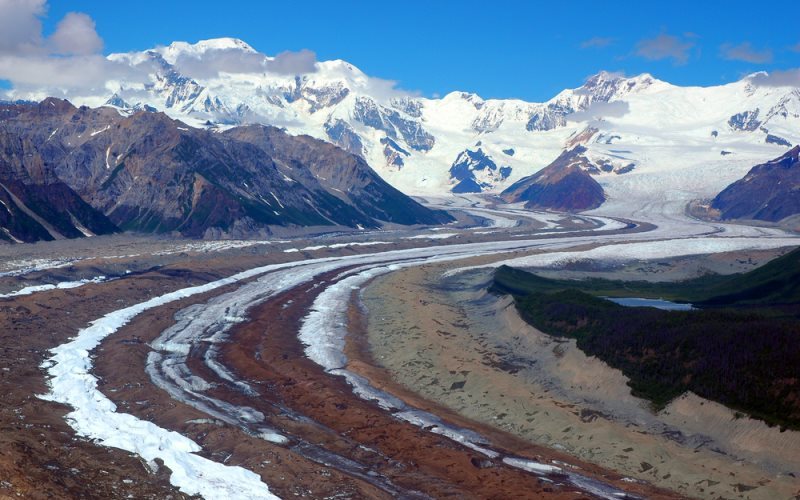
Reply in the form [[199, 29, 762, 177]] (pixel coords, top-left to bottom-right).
[[224, 125, 452, 226], [353, 97, 435, 152], [766, 133, 792, 147], [448, 148, 511, 193], [711, 146, 800, 222], [500, 147, 605, 211], [379, 137, 410, 169], [728, 109, 761, 131], [324, 118, 364, 157]]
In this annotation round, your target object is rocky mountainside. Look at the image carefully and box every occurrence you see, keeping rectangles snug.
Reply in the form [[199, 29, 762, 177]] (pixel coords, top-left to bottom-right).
[[711, 146, 800, 222], [0, 101, 119, 242], [13, 37, 796, 203], [0, 99, 450, 242], [500, 147, 606, 211]]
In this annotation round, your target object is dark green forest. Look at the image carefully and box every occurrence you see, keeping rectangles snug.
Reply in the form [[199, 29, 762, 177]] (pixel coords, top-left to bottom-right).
[[491, 247, 800, 429]]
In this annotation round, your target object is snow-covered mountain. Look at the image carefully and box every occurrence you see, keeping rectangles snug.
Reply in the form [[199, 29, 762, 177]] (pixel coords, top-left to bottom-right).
[[32, 38, 800, 202]]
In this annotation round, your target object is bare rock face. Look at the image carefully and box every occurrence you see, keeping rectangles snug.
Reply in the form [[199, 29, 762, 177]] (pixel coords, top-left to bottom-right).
[[0, 98, 451, 242], [222, 125, 452, 226], [711, 146, 800, 222], [500, 147, 606, 211], [0, 100, 119, 242]]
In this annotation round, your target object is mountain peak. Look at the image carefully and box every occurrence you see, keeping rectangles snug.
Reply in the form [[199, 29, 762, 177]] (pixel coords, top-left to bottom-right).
[[182, 37, 255, 52], [155, 38, 257, 64], [583, 71, 661, 89], [586, 71, 627, 83]]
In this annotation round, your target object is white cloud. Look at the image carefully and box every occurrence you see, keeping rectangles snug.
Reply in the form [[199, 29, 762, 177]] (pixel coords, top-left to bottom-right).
[[720, 42, 773, 64], [580, 37, 614, 49], [49, 12, 103, 55], [266, 49, 317, 75], [567, 100, 630, 122], [0, 55, 133, 89], [0, 1, 118, 97], [173, 49, 268, 78], [169, 47, 319, 79], [748, 69, 800, 88], [635, 33, 694, 65], [0, 0, 46, 54]]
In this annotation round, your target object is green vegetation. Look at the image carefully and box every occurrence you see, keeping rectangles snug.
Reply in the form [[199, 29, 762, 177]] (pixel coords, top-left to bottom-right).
[[492, 246, 800, 306], [491, 247, 800, 430]]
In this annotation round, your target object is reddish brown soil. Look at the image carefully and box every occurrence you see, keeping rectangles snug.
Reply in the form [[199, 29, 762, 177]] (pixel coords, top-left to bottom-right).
[[0, 268, 210, 499]]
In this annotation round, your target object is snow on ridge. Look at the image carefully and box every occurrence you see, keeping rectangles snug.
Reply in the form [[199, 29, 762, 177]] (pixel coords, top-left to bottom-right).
[[0, 276, 107, 299]]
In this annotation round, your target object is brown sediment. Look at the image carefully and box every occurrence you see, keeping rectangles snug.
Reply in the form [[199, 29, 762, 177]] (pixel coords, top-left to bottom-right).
[[343, 278, 680, 500], [93, 266, 391, 499], [357, 260, 800, 500], [0, 267, 215, 499]]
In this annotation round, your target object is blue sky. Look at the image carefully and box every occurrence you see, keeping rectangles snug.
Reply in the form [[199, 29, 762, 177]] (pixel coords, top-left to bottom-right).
[[35, 1, 800, 101]]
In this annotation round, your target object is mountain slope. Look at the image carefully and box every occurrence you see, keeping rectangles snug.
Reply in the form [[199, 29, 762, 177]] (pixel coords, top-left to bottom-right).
[[711, 146, 800, 222], [223, 126, 451, 225], [0, 100, 119, 242], [500, 147, 606, 211], [0, 99, 450, 241]]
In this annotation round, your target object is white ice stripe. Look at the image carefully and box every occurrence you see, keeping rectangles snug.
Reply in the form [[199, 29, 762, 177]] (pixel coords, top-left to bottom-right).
[[39, 263, 298, 499], [0, 258, 79, 277], [0, 276, 107, 299], [1, 227, 24, 244], [270, 192, 284, 209], [283, 241, 392, 253], [152, 240, 281, 255], [459, 208, 519, 228], [502, 457, 561, 474], [403, 233, 459, 240], [299, 257, 513, 459]]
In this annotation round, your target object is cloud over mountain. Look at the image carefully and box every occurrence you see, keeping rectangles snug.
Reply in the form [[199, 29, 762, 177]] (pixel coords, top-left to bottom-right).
[[721, 42, 773, 64], [635, 33, 694, 65]]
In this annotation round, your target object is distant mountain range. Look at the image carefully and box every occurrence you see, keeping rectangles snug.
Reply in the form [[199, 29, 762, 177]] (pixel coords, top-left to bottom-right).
[[12, 37, 796, 201], [0, 99, 450, 243], [3, 38, 800, 242]]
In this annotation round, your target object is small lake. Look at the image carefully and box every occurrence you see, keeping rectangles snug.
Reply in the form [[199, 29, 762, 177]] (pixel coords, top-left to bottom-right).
[[604, 297, 695, 311]]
